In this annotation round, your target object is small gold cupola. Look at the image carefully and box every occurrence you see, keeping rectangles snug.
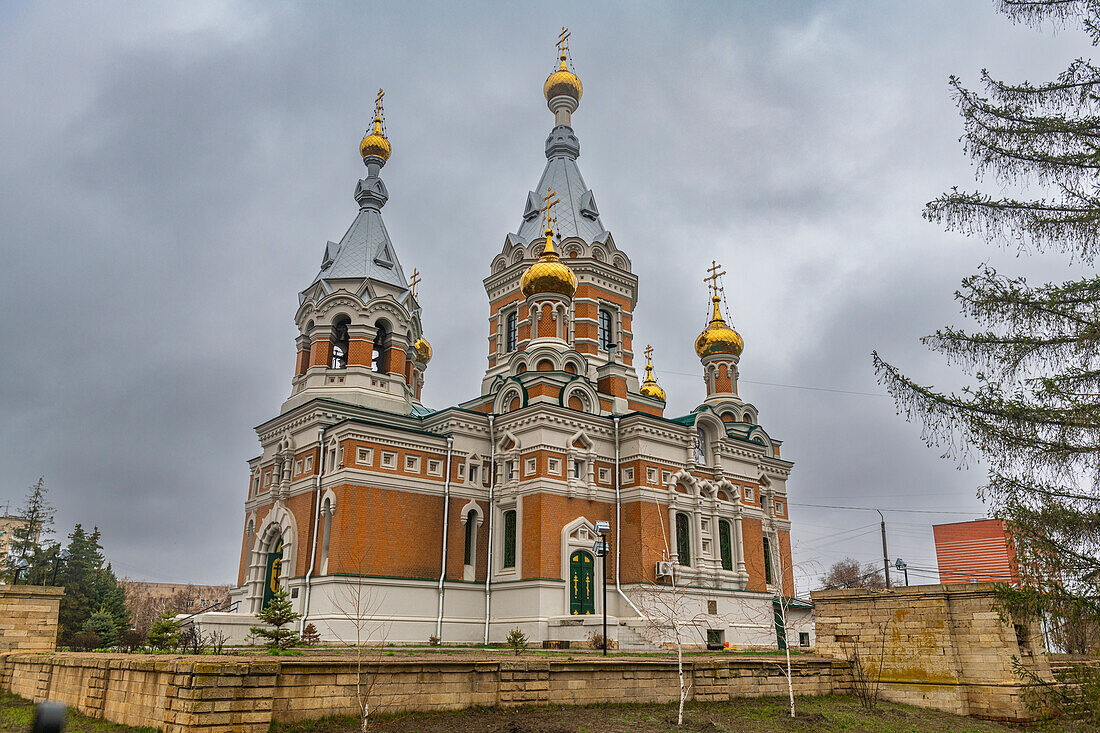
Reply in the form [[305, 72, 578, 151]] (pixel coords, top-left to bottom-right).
[[521, 226, 578, 298], [414, 336, 432, 364], [544, 28, 582, 127], [360, 88, 392, 163], [639, 345, 667, 402], [695, 262, 744, 358]]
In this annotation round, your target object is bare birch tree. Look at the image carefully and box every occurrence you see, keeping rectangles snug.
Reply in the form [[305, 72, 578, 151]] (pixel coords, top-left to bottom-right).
[[325, 568, 389, 732]]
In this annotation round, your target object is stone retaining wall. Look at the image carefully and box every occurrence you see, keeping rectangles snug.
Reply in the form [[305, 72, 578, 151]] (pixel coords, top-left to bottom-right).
[[0, 653, 844, 732], [811, 582, 1052, 722], [0, 586, 63, 653]]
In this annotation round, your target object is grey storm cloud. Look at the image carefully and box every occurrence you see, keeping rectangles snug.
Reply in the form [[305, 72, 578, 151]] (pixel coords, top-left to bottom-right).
[[0, 1, 1086, 588]]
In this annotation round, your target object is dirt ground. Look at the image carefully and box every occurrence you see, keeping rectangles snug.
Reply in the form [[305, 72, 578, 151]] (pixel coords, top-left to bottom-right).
[[270, 696, 1087, 733]]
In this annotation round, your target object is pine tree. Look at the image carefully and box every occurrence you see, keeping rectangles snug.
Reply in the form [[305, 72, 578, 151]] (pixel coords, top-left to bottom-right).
[[147, 611, 182, 650], [57, 525, 106, 641], [249, 589, 301, 651], [92, 563, 131, 636], [83, 607, 118, 648], [873, 0, 1100, 714], [6, 477, 54, 583]]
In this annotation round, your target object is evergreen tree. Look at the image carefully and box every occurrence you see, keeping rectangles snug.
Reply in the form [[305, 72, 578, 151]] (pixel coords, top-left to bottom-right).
[[92, 562, 131, 636], [249, 589, 301, 651], [873, 0, 1100, 715], [6, 477, 54, 583], [83, 607, 118, 648], [57, 525, 106, 641], [147, 611, 181, 651]]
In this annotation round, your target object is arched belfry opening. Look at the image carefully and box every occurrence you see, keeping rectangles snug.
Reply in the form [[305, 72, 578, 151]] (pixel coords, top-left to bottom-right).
[[331, 316, 350, 369], [372, 319, 390, 373]]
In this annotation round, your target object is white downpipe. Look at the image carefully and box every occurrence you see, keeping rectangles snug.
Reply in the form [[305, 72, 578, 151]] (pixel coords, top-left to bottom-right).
[[300, 426, 327, 633], [483, 414, 496, 645], [435, 435, 454, 640], [613, 415, 644, 618]]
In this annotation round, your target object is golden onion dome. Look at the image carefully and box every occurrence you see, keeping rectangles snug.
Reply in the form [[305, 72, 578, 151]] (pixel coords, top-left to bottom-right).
[[544, 54, 583, 103], [520, 229, 578, 298], [359, 116, 391, 162], [414, 336, 432, 364], [639, 361, 667, 403], [695, 296, 744, 358]]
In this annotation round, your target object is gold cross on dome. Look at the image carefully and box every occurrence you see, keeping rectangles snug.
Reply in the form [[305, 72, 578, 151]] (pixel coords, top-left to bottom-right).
[[539, 186, 560, 230], [644, 344, 654, 366], [410, 268, 421, 298], [373, 88, 387, 134], [704, 260, 726, 298], [557, 27, 571, 58]]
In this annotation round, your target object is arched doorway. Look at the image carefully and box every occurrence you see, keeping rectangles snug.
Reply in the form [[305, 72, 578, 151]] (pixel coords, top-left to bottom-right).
[[261, 539, 284, 610], [569, 550, 595, 615]]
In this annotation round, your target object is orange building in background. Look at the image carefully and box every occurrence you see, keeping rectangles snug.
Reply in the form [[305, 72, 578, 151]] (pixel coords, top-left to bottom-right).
[[933, 519, 1019, 585]]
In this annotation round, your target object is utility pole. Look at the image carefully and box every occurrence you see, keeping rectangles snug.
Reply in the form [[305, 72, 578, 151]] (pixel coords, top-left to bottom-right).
[[876, 509, 891, 588]]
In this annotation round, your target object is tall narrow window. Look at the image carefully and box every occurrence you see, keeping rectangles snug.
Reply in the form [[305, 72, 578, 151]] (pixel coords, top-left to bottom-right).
[[331, 317, 350, 369], [763, 536, 774, 585], [245, 519, 255, 557], [320, 499, 332, 573], [598, 308, 613, 350], [372, 321, 389, 372], [719, 520, 733, 572], [464, 509, 477, 566], [503, 510, 517, 568], [676, 512, 691, 567], [506, 311, 518, 352]]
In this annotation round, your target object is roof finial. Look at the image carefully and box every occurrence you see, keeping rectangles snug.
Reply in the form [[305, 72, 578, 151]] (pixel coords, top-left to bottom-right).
[[539, 186, 561, 253], [410, 267, 421, 298], [696, 261, 744, 358], [360, 87, 392, 165], [545, 28, 582, 124], [703, 260, 727, 320], [640, 344, 667, 402]]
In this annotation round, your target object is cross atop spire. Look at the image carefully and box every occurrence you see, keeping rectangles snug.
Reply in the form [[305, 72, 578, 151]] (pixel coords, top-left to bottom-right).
[[373, 88, 386, 135], [556, 27, 571, 61], [410, 268, 421, 298], [704, 260, 726, 299], [539, 186, 560, 232], [644, 344, 654, 366]]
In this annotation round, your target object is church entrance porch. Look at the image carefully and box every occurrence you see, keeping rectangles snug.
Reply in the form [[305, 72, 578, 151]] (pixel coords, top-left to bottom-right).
[[568, 550, 595, 615]]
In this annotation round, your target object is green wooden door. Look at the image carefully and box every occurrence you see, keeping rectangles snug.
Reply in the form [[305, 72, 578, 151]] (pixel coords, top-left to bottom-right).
[[261, 540, 283, 610], [773, 601, 788, 650], [569, 550, 595, 615], [719, 520, 733, 571]]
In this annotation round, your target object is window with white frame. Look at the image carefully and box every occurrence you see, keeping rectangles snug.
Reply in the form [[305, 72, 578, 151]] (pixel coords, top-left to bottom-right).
[[427, 459, 442, 476], [304, 456, 313, 473], [381, 451, 397, 469], [469, 463, 479, 484], [507, 461, 515, 480], [457, 462, 467, 481], [661, 470, 671, 484], [598, 467, 611, 484], [505, 310, 518, 352], [774, 500, 784, 515], [263, 471, 272, 486], [405, 455, 421, 472], [743, 486, 754, 502], [294, 459, 303, 475], [598, 308, 614, 350], [572, 459, 584, 479], [338, 447, 345, 467], [622, 467, 634, 484], [525, 457, 536, 476], [646, 467, 658, 484], [548, 457, 562, 476], [356, 447, 372, 465]]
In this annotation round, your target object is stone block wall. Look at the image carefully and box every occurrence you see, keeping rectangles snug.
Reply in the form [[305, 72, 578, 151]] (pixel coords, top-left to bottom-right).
[[0, 586, 63, 653], [0, 653, 844, 732], [811, 582, 1051, 722]]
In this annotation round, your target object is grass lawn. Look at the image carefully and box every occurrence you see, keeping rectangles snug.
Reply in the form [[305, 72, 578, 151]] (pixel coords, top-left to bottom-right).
[[0, 691, 156, 733], [270, 695, 1088, 733]]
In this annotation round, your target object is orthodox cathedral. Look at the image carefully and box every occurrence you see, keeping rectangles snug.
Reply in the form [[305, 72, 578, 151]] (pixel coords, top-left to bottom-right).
[[200, 34, 800, 648]]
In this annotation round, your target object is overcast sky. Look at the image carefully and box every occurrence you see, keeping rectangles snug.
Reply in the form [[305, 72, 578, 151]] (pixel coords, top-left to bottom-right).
[[0, 1, 1088, 591]]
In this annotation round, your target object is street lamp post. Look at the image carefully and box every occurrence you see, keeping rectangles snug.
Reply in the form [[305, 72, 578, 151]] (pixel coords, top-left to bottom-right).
[[895, 558, 909, 586], [594, 520, 611, 656]]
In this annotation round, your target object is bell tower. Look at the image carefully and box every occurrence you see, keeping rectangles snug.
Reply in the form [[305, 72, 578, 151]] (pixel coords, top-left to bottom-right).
[[695, 261, 744, 403], [285, 90, 431, 416]]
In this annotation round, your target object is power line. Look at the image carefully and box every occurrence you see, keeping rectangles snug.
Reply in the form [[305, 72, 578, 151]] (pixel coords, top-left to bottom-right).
[[788, 502, 981, 516], [659, 367, 889, 398]]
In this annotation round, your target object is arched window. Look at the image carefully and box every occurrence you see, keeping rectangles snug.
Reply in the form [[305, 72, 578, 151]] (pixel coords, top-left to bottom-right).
[[331, 317, 350, 369], [245, 519, 255, 556], [464, 509, 477, 566], [372, 321, 389, 372], [676, 512, 691, 567], [762, 536, 774, 585], [502, 509, 517, 568], [719, 519, 733, 572], [320, 499, 333, 573], [598, 308, 613, 351], [505, 311, 518, 352], [695, 426, 707, 464]]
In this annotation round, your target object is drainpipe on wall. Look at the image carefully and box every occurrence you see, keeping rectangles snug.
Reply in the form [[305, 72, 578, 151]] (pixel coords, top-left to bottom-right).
[[435, 435, 455, 640], [300, 426, 327, 634], [613, 414, 644, 619], [483, 413, 496, 645]]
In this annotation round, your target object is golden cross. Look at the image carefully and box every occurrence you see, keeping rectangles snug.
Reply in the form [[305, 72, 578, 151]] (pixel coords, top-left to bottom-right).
[[374, 88, 385, 119], [557, 27, 571, 58], [644, 344, 654, 365], [704, 260, 726, 298], [410, 268, 421, 298], [539, 186, 560, 230]]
